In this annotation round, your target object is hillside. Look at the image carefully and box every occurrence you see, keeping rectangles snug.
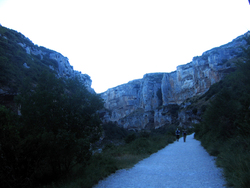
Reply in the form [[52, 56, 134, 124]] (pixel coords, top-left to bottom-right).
[[0, 25, 94, 111], [0, 25, 104, 188], [194, 36, 250, 187]]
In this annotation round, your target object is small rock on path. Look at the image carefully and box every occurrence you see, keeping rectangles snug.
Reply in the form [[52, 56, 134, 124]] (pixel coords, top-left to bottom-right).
[[94, 133, 226, 188]]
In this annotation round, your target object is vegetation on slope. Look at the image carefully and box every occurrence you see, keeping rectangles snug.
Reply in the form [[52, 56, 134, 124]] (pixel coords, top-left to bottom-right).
[[0, 71, 103, 188], [195, 36, 250, 188], [0, 25, 58, 91], [45, 123, 177, 188]]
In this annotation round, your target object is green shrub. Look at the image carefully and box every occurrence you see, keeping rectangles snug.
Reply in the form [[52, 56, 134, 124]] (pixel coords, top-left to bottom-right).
[[102, 122, 129, 141], [0, 72, 104, 188], [195, 41, 250, 187], [125, 132, 137, 143], [129, 137, 152, 155], [217, 136, 250, 188], [0, 106, 21, 188], [139, 131, 150, 138], [47, 132, 175, 188]]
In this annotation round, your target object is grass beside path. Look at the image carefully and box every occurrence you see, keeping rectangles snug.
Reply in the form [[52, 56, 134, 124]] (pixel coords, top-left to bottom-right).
[[44, 132, 176, 188]]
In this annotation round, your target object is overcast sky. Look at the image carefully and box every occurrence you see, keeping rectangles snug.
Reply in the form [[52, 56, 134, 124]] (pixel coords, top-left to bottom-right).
[[0, 0, 250, 93]]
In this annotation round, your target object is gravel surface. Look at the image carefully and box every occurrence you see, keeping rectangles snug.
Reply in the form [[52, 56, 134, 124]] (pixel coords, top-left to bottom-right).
[[94, 133, 227, 188]]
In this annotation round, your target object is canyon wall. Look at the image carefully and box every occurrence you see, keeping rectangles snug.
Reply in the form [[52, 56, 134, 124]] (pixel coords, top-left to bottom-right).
[[1, 25, 249, 130], [101, 32, 249, 130]]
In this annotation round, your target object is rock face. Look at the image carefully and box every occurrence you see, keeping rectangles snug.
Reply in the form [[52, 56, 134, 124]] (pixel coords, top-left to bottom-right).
[[101, 32, 250, 130], [49, 52, 94, 93], [17, 42, 94, 93], [101, 74, 164, 130]]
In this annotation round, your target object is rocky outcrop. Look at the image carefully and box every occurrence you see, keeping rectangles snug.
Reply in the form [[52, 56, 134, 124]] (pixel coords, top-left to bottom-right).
[[101, 79, 142, 121], [17, 42, 94, 93], [101, 73, 164, 130], [162, 34, 247, 105], [49, 52, 94, 93], [101, 32, 250, 130]]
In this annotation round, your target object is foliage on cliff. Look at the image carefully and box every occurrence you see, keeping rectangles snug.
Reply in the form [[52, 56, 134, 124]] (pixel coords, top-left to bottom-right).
[[0, 71, 103, 188], [0, 25, 59, 91], [195, 36, 250, 188]]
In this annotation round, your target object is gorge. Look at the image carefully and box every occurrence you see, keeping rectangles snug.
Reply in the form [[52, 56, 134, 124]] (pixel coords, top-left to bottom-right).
[[1, 25, 249, 131]]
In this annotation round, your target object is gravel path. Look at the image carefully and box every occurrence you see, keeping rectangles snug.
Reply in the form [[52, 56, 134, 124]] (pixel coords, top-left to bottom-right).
[[94, 133, 227, 188]]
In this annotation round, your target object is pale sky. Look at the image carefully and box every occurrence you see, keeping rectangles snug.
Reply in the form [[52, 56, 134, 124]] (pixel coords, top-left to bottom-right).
[[0, 0, 250, 93]]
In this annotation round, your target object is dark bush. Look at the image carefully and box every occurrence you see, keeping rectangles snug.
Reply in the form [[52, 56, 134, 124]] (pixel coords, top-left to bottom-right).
[[102, 122, 129, 141], [125, 132, 137, 143], [192, 107, 198, 115], [195, 41, 250, 187], [0, 72, 104, 188]]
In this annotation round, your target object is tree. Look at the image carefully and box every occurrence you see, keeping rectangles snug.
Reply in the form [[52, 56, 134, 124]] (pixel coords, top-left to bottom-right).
[[0, 105, 22, 188], [9, 71, 104, 187]]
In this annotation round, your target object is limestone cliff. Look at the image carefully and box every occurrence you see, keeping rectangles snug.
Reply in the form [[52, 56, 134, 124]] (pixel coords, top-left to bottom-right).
[[18, 43, 94, 93], [49, 52, 94, 93], [101, 32, 250, 130], [101, 74, 164, 130]]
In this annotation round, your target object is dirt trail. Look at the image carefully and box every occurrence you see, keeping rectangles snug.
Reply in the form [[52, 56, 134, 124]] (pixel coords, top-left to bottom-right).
[[94, 133, 226, 188]]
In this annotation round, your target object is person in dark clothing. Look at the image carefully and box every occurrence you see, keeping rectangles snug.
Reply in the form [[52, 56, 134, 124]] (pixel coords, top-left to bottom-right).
[[183, 129, 187, 142], [175, 128, 180, 141]]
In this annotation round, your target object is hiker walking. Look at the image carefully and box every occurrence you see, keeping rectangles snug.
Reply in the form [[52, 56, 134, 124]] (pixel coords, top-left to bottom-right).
[[183, 129, 187, 142], [175, 128, 180, 141]]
